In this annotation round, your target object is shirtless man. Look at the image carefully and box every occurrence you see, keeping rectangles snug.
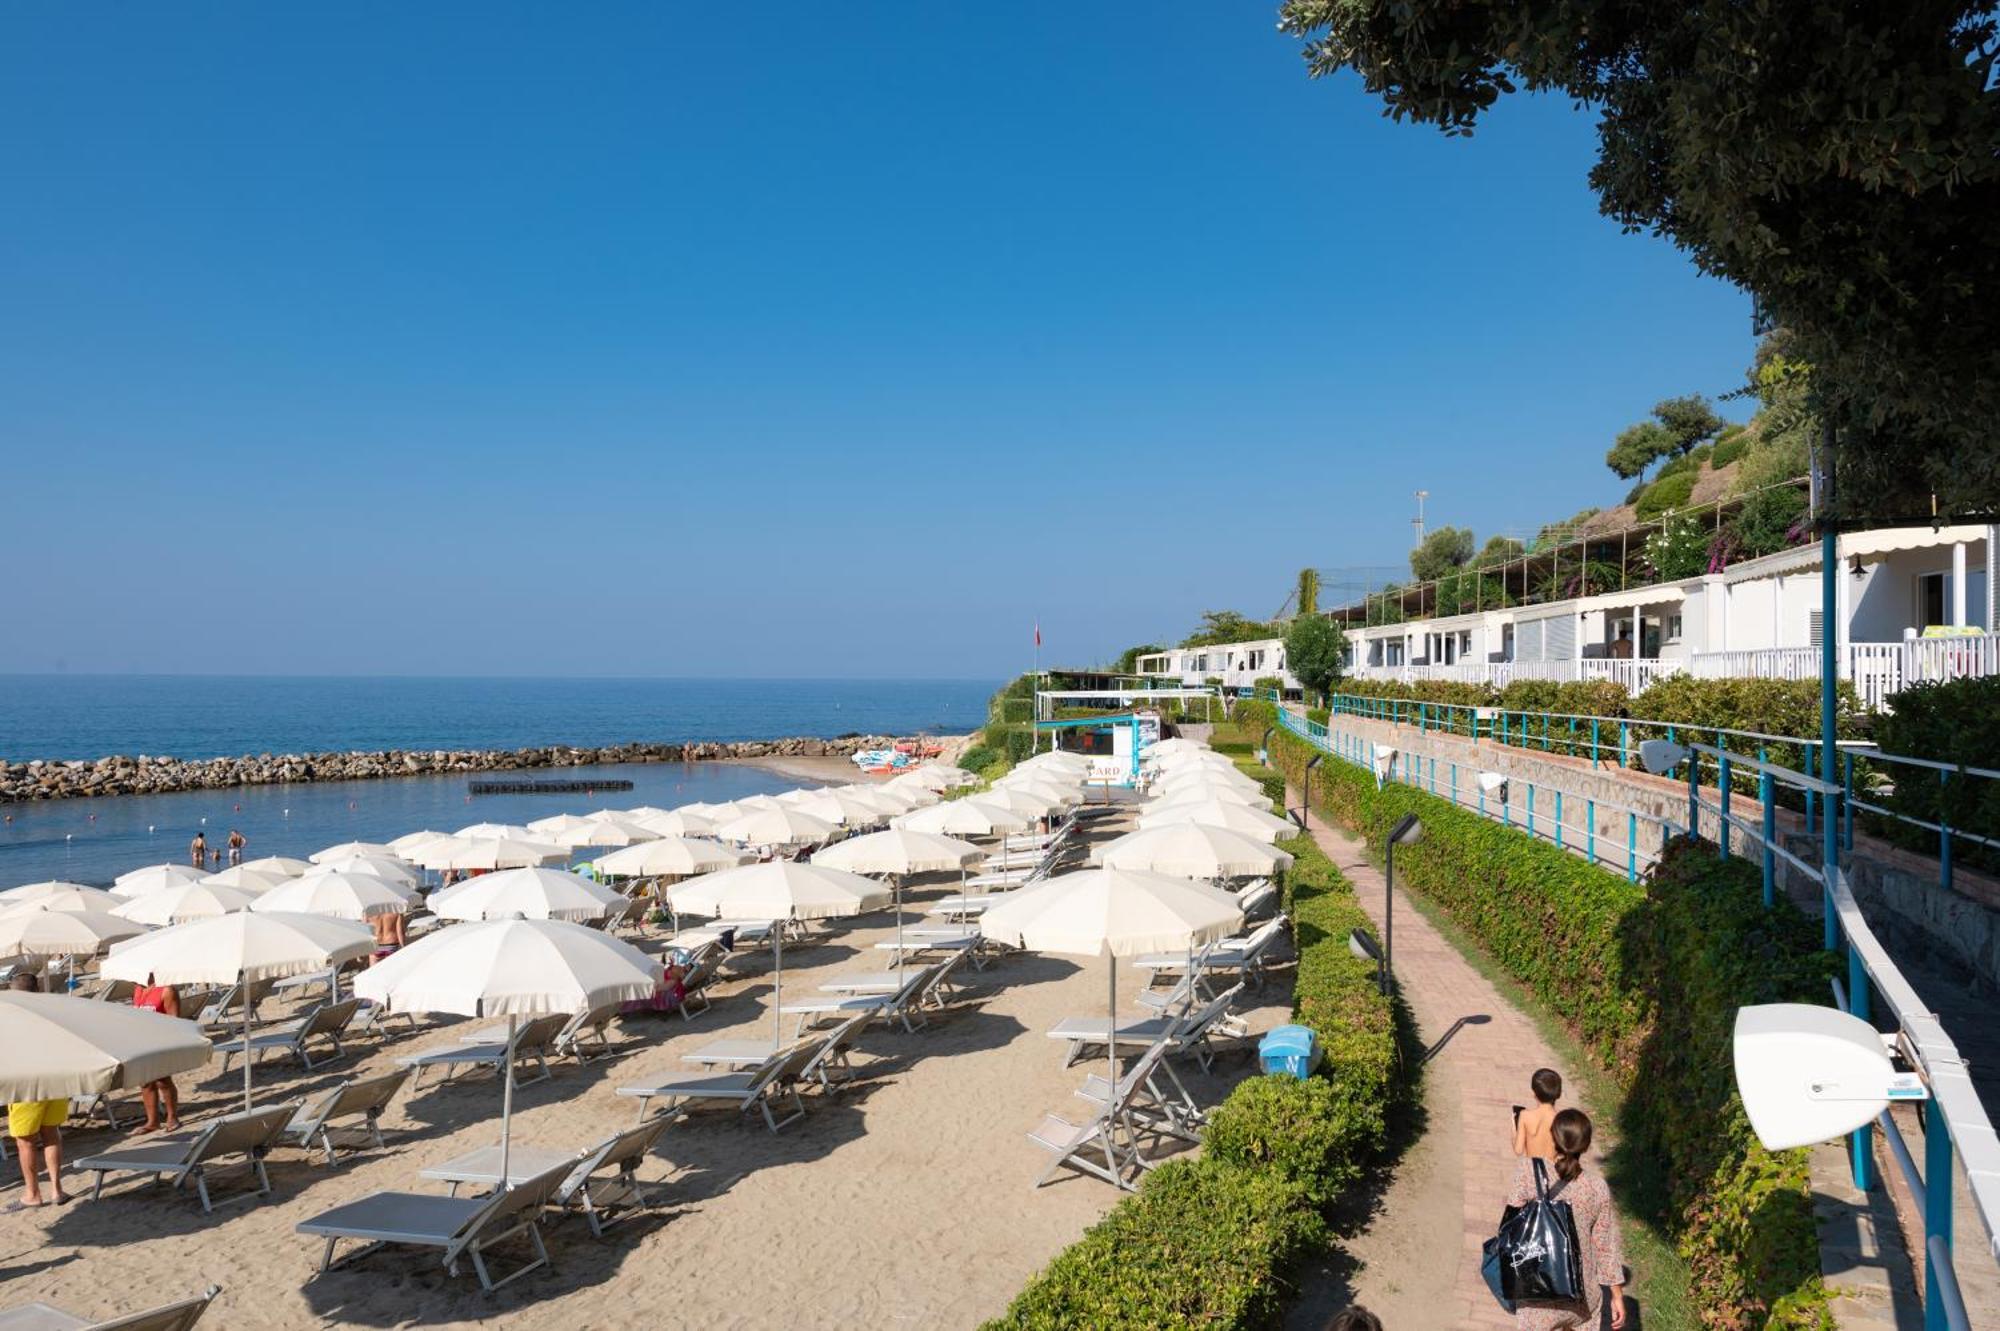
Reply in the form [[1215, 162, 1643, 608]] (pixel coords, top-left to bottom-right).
[[226, 829, 246, 866], [369, 909, 407, 965], [188, 831, 207, 868]]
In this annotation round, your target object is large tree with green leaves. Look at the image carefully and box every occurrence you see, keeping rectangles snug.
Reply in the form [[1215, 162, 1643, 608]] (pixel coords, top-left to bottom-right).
[[1607, 394, 1726, 479], [1181, 610, 1283, 647], [1294, 567, 1322, 617], [1283, 613, 1347, 704], [1278, 2, 2000, 519], [1409, 525, 1475, 582]]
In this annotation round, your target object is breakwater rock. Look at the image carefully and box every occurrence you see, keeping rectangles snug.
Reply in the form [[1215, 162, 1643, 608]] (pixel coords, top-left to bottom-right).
[[0, 735, 917, 803]]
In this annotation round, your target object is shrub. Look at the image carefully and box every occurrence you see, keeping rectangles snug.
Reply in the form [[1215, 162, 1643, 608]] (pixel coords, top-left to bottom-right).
[[956, 744, 1001, 775], [1636, 472, 1697, 520], [1727, 484, 1809, 558], [1711, 432, 1751, 468], [1205, 1075, 1367, 1206], [1264, 726, 1834, 1326], [986, 1158, 1324, 1329], [1869, 675, 2000, 875], [998, 696, 1034, 725]]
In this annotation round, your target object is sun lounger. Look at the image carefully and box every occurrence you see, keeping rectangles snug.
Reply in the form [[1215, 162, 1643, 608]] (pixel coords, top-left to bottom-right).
[[1134, 915, 1289, 990], [193, 978, 276, 1031], [1073, 1036, 1205, 1136], [68, 1091, 132, 1132], [1047, 984, 1245, 1069], [297, 1157, 573, 1291], [76, 1103, 296, 1213], [398, 1012, 569, 1089], [89, 977, 137, 1006], [1025, 1042, 1171, 1191], [1233, 879, 1278, 919], [672, 943, 726, 1022], [213, 997, 362, 1073], [778, 962, 938, 1037], [816, 969, 908, 995], [461, 1002, 620, 1065], [616, 1040, 821, 1132], [553, 1116, 674, 1237], [352, 999, 418, 1039], [0, 1284, 219, 1331], [281, 1070, 410, 1165], [679, 1038, 793, 1069]]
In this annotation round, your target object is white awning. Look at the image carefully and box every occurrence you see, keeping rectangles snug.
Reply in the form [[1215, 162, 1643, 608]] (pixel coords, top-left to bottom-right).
[[1587, 584, 1688, 613], [1725, 525, 1988, 583]]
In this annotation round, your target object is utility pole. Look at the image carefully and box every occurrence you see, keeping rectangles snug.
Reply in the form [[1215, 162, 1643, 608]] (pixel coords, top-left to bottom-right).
[[1411, 490, 1429, 548]]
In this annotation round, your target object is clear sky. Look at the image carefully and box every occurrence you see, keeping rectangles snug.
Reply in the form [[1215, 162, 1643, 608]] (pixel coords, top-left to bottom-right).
[[1, 3, 1752, 679]]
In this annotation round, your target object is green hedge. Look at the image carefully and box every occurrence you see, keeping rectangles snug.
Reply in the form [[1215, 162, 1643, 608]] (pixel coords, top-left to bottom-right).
[[1636, 472, 1697, 520], [1265, 727, 1833, 1327], [1869, 675, 2000, 875], [957, 744, 1002, 775], [991, 738, 1396, 1329]]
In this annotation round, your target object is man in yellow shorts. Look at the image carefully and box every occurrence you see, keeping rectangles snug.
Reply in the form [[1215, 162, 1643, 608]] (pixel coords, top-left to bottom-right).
[[7, 976, 72, 1209]]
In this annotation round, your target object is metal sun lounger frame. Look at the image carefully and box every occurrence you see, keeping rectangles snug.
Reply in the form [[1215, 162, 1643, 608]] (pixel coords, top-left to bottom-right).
[[396, 1012, 570, 1089], [296, 1157, 573, 1291], [1026, 1039, 1180, 1191], [1046, 983, 1247, 1073], [212, 997, 363, 1073], [74, 1103, 296, 1213], [616, 1039, 822, 1133], [281, 1069, 411, 1165], [0, 1283, 220, 1331]]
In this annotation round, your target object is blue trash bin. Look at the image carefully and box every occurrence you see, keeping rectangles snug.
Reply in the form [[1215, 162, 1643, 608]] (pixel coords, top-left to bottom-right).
[[1258, 1024, 1321, 1079]]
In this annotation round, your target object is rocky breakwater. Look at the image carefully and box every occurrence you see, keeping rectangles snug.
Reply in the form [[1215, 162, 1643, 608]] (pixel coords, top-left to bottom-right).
[[1, 735, 907, 803]]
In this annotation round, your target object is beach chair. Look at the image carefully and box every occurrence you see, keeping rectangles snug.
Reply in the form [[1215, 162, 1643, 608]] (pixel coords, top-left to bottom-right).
[[797, 1011, 871, 1093], [68, 1091, 132, 1132], [460, 1002, 619, 1066], [1072, 1035, 1206, 1138], [1234, 879, 1279, 920], [75, 1102, 296, 1213], [193, 978, 276, 1032], [673, 944, 726, 1022], [280, 1070, 410, 1165], [0, 1284, 220, 1331], [1134, 915, 1289, 992], [351, 999, 419, 1040], [90, 977, 137, 1005], [1025, 1047, 1165, 1190], [296, 1157, 573, 1291], [552, 1116, 674, 1237], [616, 1040, 820, 1132], [778, 962, 937, 1038], [1046, 984, 1245, 1069], [212, 997, 362, 1073], [397, 1012, 568, 1089]]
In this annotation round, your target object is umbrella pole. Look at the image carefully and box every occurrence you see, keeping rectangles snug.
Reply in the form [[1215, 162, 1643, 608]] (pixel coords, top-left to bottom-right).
[[1107, 956, 1120, 1169], [772, 920, 784, 1049], [500, 1013, 516, 1186], [241, 968, 253, 1112], [895, 874, 905, 983]]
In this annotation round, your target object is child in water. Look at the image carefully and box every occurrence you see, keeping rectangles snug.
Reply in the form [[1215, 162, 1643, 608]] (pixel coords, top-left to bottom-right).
[[1512, 1067, 1562, 1158]]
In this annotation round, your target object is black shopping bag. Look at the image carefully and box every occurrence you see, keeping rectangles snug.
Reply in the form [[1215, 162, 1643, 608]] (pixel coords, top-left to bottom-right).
[[1493, 1158, 1586, 1302]]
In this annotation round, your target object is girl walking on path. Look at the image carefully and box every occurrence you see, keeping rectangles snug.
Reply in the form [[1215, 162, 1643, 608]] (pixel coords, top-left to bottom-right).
[[1504, 1108, 1626, 1330]]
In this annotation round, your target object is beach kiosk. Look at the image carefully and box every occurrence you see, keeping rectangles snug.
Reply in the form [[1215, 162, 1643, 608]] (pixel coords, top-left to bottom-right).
[[1032, 711, 1154, 788]]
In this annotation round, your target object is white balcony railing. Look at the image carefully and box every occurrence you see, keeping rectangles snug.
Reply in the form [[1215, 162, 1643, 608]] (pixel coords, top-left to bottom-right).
[[1689, 635, 2000, 710]]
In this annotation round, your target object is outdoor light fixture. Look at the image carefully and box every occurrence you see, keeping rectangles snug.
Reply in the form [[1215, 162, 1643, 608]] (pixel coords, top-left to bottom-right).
[[1349, 927, 1386, 993], [1373, 745, 1397, 787], [1382, 813, 1422, 995], [1733, 1004, 1926, 1151], [1260, 725, 1275, 769], [1640, 740, 1690, 776], [1300, 754, 1325, 832], [1476, 770, 1508, 802]]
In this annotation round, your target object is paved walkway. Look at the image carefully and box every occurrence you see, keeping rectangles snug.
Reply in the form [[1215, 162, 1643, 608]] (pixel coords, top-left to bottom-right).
[[1295, 804, 1628, 1330]]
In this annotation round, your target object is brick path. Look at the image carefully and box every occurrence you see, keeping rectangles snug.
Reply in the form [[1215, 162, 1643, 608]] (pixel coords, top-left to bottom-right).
[[1299, 801, 1627, 1330]]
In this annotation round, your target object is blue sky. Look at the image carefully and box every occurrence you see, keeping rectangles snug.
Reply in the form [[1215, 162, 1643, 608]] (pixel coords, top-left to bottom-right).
[[0, 3, 1752, 678]]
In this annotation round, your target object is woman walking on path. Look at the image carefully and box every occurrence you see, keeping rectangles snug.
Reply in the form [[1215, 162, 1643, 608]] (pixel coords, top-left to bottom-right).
[[1503, 1108, 1626, 1330]]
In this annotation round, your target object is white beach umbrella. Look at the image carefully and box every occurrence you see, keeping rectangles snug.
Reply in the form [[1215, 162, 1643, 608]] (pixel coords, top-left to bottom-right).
[[980, 785, 1064, 820], [525, 814, 596, 836], [0, 992, 213, 1103], [355, 918, 661, 1183], [667, 863, 893, 1045], [0, 883, 122, 913], [304, 855, 422, 889], [1146, 738, 1201, 757], [694, 800, 749, 826], [790, 790, 888, 829], [594, 837, 750, 880], [1137, 799, 1295, 841], [812, 830, 983, 979], [674, 802, 735, 819], [898, 765, 976, 791], [1095, 824, 1295, 879], [875, 778, 942, 808], [386, 830, 451, 857], [201, 865, 293, 892], [409, 836, 567, 872], [1153, 753, 1253, 778], [892, 798, 1030, 839], [714, 806, 837, 848], [997, 770, 1083, 798], [598, 806, 673, 822], [455, 823, 535, 841], [252, 871, 414, 920], [101, 911, 373, 1109], [545, 818, 660, 850], [237, 855, 315, 878], [1151, 780, 1267, 809], [0, 908, 147, 962], [835, 785, 913, 816], [979, 869, 1242, 1105], [633, 809, 719, 838], [311, 841, 398, 864], [428, 867, 627, 924], [110, 864, 207, 899], [111, 881, 261, 927], [1019, 750, 1091, 773]]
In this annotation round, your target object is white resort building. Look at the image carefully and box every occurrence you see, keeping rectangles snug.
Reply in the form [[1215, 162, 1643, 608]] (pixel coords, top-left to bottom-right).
[[1138, 523, 1999, 709]]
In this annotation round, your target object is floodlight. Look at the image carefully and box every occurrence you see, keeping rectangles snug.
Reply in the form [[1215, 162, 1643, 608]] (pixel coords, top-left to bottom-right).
[[1640, 740, 1690, 776], [1373, 746, 1397, 781], [1476, 770, 1508, 796], [1733, 1004, 1927, 1151], [1347, 929, 1381, 962], [1389, 813, 1423, 846]]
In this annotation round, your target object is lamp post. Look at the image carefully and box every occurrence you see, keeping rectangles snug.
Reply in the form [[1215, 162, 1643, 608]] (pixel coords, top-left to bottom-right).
[[1301, 754, 1324, 832], [1384, 813, 1422, 994]]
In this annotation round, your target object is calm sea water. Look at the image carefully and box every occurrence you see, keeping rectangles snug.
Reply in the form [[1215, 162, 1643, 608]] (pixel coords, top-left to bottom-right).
[[0, 675, 994, 761], [0, 675, 996, 888]]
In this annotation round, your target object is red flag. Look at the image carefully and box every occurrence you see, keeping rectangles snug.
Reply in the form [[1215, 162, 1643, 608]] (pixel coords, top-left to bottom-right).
[[1034, 621, 1041, 647]]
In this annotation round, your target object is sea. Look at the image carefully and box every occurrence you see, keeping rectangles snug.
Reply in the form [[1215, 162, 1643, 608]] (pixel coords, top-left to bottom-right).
[[0, 675, 995, 888]]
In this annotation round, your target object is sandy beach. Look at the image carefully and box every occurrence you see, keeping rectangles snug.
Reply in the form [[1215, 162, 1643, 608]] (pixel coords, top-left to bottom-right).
[[2, 808, 1291, 1329]]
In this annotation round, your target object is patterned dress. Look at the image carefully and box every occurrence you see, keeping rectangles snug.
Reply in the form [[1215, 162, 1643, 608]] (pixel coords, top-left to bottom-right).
[[1504, 1159, 1625, 1330]]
